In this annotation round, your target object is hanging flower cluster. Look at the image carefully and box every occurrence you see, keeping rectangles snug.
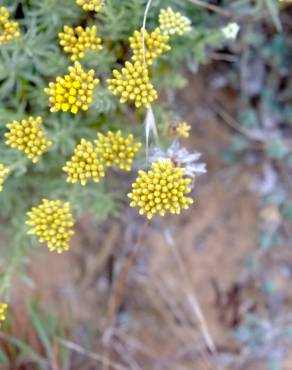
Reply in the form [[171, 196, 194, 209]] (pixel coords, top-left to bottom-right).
[[129, 28, 171, 66], [44, 61, 99, 114], [95, 130, 142, 171], [0, 164, 9, 192], [5, 116, 52, 163], [158, 7, 191, 36], [107, 61, 158, 108], [76, 0, 104, 13], [128, 159, 194, 219], [63, 139, 105, 185], [0, 6, 20, 45], [26, 199, 75, 254], [59, 25, 103, 61], [0, 303, 8, 327]]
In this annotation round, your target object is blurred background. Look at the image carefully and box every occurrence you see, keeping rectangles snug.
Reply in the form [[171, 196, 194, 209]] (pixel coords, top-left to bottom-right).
[[0, 0, 292, 369]]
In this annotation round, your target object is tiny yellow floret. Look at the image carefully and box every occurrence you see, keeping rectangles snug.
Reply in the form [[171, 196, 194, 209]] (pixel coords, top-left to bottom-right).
[[175, 122, 191, 138], [26, 199, 75, 254], [128, 159, 193, 219], [0, 7, 20, 45], [159, 7, 191, 36], [5, 116, 52, 163], [129, 27, 171, 65], [44, 61, 99, 114], [63, 139, 105, 185], [0, 163, 9, 192], [59, 25, 103, 61], [0, 303, 8, 327], [107, 60, 158, 108], [95, 130, 142, 171], [76, 0, 104, 13]]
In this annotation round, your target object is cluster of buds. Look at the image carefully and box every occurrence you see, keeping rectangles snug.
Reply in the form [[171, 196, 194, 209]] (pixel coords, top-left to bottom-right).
[[128, 141, 206, 219], [0, 6, 20, 45], [59, 25, 103, 61], [0, 163, 10, 192], [0, 303, 8, 327], [128, 159, 194, 219], [129, 28, 171, 66], [76, 0, 104, 13], [95, 130, 142, 171], [108, 7, 191, 109], [107, 60, 158, 108], [63, 139, 105, 185], [5, 116, 52, 163], [44, 61, 99, 114], [26, 199, 75, 254], [158, 7, 191, 36]]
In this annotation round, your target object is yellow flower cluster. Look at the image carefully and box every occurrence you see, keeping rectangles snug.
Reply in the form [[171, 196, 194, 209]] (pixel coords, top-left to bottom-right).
[[76, 0, 104, 13], [59, 25, 103, 62], [0, 7, 20, 45], [5, 116, 52, 163], [0, 303, 8, 326], [128, 159, 193, 219], [159, 7, 191, 36], [63, 139, 105, 185], [107, 60, 158, 108], [0, 163, 9, 192], [129, 27, 171, 65], [26, 199, 75, 254], [44, 61, 99, 114], [95, 130, 142, 171], [175, 122, 191, 138]]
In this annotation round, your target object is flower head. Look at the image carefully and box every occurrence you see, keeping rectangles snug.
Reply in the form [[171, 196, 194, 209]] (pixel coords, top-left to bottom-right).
[[0, 303, 8, 327], [128, 159, 193, 219], [63, 139, 105, 185], [0, 163, 9, 192], [173, 122, 191, 138], [44, 61, 99, 114], [107, 60, 157, 108], [159, 7, 191, 36], [129, 27, 171, 65], [26, 199, 75, 254], [76, 0, 104, 12], [221, 22, 240, 40], [0, 7, 20, 45], [150, 140, 207, 179], [5, 116, 52, 163], [95, 130, 142, 171], [59, 25, 103, 61]]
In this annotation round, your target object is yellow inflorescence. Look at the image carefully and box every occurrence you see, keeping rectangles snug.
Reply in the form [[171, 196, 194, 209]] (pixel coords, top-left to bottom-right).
[[5, 116, 52, 163], [95, 130, 142, 171], [76, 0, 104, 13], [128, 159, 193, 219], [44, 61, 99, 114], [59, 25, 103, 62], [0, 7, 20, 45], [0, 163, 10, 192], [159, 7, 191, 36], [63, 139, 105, 185], [175, 122, 191, 138], [129, 27, 171, 65], [0, 303, 8, 327], [107, 60, 158, 108], [26, 199, 75, 254]]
